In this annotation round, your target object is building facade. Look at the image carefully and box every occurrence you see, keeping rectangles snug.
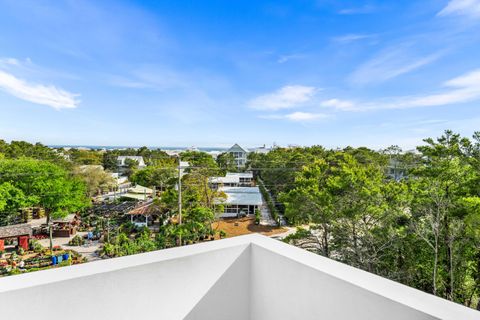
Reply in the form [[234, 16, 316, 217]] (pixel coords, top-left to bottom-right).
[[216, 186, 262, 218], [209, 172, 254, 189], [227, 144, 248, 168]]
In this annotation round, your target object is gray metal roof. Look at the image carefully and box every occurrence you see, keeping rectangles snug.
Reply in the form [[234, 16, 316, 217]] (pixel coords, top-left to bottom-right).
[[226, 172, 253, 178], [216, 187, 262, 206], [210, 172, 253, 184]]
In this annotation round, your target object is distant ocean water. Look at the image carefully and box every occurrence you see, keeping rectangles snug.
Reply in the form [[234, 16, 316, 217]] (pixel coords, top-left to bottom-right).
[[48, 145, 228, 152]]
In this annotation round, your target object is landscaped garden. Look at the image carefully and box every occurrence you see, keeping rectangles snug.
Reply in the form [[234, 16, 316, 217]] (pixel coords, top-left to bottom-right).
[[0, 240, 85, 276]]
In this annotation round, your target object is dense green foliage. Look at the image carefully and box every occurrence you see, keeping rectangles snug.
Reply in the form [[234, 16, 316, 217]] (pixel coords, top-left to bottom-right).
[[101, 147, 173, 171], [0, 140, 65, 163], [0, 158, 90, 223], [101, 207, 217, 258], [0, 182, 32, 225], [2, 135, 478, 309], [216, 152, 238, 173], [73, 165, 116, 196], [251, 130, 480, 309], [101, 228, 159, 257], [130, 163, 177, 190], [67, 149, 103, 165]]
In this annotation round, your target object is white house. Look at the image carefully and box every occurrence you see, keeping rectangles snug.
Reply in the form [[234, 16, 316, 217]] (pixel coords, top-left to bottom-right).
[[249, 144, 271, 154], [209, 172, 254, 189], [117, 156, 146, 168], [216, 186, 262, 218], [227, 143, 248, 168], [121, 185, 154, 201]]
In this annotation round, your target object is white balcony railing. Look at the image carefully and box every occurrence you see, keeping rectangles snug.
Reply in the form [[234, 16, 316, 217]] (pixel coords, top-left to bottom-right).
[[0, 234, 478, 319]]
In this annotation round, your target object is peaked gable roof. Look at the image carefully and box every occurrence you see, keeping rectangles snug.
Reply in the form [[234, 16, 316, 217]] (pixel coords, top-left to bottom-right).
[[227, 143, 248, 154]]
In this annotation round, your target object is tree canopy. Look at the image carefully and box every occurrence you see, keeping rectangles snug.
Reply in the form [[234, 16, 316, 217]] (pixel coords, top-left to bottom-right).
[[258, 130, 480, 309], [0, 158, 90, 221]]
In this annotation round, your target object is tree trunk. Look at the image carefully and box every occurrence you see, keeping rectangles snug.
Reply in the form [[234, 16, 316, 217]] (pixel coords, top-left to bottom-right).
[[433, 238, 438, 296], [444, 214, 453, 300], [322, 224, 330, 258], [49, 222, 53, 253], [352, 222, 360, 266]]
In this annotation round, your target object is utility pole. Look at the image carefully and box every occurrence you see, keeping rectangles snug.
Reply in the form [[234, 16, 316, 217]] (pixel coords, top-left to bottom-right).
[[178, 155, 182, 246]]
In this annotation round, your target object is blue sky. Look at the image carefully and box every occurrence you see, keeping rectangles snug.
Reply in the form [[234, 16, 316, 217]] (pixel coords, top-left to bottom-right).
[[0, 0, 479, 149]]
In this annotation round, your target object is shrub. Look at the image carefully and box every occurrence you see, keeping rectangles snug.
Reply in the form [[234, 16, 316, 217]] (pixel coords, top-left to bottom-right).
[[10, 251, 18, 261], [101, 243, 116, 257], [119, 221, 137, 234], [30, 239, 43, 253], [255, 209, 261, 225], [155, 234, 166, 250], [100, 230, 157, 258], [68, 235, 85, 246]]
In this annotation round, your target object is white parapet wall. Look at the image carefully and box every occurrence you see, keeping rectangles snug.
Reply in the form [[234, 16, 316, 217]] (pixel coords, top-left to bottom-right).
[[0, 234, 478, 320]]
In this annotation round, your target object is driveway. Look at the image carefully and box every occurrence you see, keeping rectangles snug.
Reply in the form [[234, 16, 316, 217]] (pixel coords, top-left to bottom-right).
[[259, 202, 277, 226]]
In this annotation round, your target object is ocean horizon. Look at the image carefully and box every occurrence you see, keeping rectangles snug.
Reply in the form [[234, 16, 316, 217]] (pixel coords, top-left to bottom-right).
[[48, 145, 229, 152]]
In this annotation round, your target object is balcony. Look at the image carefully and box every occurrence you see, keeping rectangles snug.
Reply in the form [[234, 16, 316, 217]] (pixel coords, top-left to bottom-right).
[[0, 234, 477, 319]]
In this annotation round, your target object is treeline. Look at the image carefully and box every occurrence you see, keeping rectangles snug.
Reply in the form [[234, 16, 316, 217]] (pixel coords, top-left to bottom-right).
[[247, 130, 480, 309], [0, 140, 227, 250]]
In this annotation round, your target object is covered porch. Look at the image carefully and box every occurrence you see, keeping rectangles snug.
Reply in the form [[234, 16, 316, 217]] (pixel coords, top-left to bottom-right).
[[223, 204, 259, 216], [0, 224, 32, 251]]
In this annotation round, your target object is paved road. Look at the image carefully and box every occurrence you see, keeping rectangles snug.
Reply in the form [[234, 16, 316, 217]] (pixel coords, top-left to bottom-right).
[[269, 227, 297, 240]]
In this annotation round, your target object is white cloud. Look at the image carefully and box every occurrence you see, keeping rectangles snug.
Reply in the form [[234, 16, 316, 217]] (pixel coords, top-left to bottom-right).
[[321, 99, 355, 110], [277, 54, 306, 64], [285, 112, 328, 121], [249, 85, 317, 110], [261, 112, 328, 122], [332, 34, 376, 44], [338, 5, 377, 15], [0, 70, 79, 109], [405, 69, 480, 107], [438, 0, 480, 18], [0, 58, 20, 67], [328, 69, 480, 111], [349, 46, 443, 86]]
